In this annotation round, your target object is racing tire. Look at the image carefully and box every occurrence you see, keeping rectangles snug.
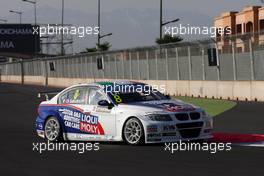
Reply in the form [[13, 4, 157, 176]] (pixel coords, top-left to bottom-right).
[[123, 117, 145, 145], [44, 116, 63, 142]]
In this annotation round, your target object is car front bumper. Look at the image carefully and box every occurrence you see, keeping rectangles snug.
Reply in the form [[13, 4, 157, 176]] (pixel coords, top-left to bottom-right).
[[144, 119, 213, 143]]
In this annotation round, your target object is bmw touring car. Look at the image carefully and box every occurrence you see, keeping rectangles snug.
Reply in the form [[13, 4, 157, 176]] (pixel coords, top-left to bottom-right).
[[36, 81, 213, 145]]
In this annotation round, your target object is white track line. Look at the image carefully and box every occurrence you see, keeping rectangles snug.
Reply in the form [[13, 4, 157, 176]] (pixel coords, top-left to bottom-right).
[[233, 141, 264, 147]]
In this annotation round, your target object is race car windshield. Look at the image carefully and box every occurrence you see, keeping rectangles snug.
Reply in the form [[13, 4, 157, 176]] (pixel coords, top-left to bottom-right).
[[109, 90, 167, 104]]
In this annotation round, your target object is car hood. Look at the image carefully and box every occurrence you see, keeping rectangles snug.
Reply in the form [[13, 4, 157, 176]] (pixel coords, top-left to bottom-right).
[[118, 99, 197, 114]]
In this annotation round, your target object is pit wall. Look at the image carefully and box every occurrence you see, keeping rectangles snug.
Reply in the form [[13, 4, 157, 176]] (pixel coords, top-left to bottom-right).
[[1, 75, 264, 101]]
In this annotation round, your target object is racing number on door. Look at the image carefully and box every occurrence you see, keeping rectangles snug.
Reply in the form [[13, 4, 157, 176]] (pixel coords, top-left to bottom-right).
[[113, 94, 122, 103]]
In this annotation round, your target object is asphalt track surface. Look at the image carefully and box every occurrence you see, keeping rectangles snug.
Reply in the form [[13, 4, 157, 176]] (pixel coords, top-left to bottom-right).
[[0, 83, 264, 176]]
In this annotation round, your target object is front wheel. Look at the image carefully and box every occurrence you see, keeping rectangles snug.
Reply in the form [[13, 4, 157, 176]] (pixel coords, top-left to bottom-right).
[[123, 118, 145, 145], [44, 117, 62, 142]]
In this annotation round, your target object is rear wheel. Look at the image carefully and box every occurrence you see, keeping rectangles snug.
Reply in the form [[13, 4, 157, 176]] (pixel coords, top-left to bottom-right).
[[44, 117, 62, 142], [123, 118, 145, 145]]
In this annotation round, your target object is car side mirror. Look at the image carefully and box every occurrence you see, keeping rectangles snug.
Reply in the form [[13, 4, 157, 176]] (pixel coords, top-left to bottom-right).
[[165, 95, 171, 100], [98, 100, 114, 109]]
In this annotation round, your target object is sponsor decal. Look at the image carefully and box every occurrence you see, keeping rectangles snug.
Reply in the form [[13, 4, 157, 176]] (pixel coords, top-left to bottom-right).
[[95, 106, 111, 113], [59, 107, 105, 135], [38, 123, 43, 130], [143, 101, 195, 112], [80, 114, 99, 134], [162, 103, 195, 112], [59, 108, 80, 130], [163, 125, 176, 131]]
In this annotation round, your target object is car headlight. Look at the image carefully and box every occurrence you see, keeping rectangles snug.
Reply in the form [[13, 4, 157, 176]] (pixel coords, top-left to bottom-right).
[[201, 111, 210, 118], [147, 114, 172, 121]]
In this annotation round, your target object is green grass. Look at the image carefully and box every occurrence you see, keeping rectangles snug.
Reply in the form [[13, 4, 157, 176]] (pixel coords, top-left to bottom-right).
[[174, 96, 237, 117]]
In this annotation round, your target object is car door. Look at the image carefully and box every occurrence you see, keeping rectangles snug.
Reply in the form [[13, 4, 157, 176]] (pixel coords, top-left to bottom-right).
[[81, 87, 116, 140], [57, 86, 89, 135]]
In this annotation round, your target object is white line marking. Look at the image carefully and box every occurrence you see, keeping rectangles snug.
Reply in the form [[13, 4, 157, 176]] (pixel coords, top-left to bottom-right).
[[233, 141, 264, 147]]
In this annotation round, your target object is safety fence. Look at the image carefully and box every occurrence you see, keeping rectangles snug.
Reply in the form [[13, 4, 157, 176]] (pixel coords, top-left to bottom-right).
[[1, 33, 264, 82]]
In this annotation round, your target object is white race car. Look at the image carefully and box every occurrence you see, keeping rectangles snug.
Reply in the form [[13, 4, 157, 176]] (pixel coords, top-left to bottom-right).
[[36, 81, 213, 145]]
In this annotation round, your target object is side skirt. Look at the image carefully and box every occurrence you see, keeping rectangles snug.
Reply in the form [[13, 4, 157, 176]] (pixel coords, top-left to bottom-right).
[[64, 133, 122, 142]]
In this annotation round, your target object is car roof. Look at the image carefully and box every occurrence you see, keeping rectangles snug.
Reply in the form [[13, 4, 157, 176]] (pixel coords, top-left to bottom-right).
[[70, 81, 147, 89], [95, 81, 146, 87]]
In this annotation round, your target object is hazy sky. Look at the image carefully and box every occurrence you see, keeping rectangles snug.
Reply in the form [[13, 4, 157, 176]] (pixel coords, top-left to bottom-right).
[[1, 0, 263, 52], [1, 0, 263, 22]]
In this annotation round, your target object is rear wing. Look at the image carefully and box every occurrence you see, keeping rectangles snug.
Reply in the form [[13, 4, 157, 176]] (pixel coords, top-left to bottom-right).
[[37, 91, 61, 101]]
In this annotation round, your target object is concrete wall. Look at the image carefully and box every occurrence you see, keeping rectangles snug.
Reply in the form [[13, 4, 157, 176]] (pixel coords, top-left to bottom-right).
[[24, 76, 46, 85], [1, 75, 264, 102], [1, 75, 22, 84]]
